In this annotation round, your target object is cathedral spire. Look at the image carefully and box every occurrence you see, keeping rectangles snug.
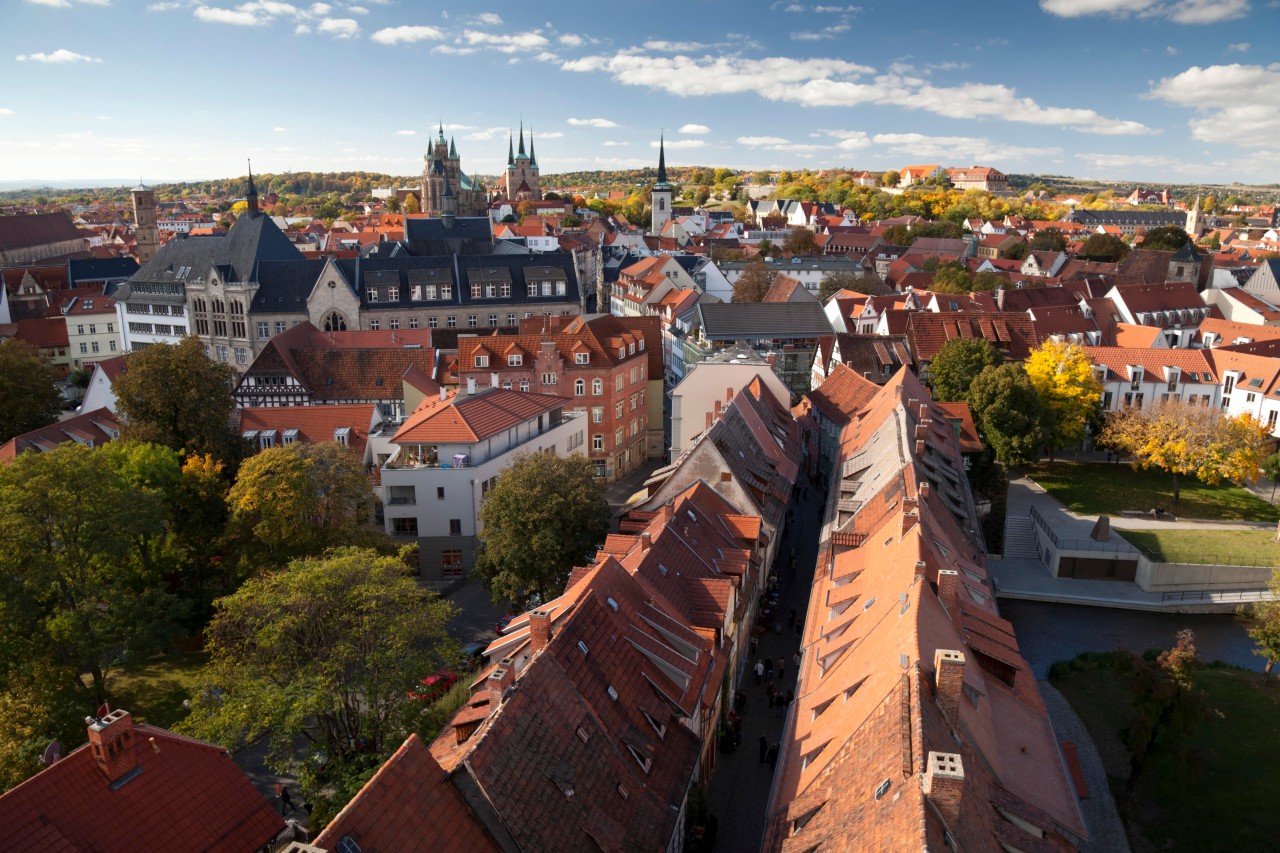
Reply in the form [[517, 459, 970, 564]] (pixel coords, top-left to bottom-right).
[[517, 120, 526, 158], [438, 120, 445, 142], [529, 127, 537, 168], [507, 131, 514, 166], [656, 133, 668, 187], [449, 135, 457, 159], [245, 158, 259, 215]]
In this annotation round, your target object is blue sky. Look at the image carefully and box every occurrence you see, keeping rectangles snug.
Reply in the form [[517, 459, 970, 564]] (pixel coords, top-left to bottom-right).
[[1, 0, 1277, 185]]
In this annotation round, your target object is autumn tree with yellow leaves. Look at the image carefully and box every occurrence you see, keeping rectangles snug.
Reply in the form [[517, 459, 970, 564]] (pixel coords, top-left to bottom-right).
[[1100, 399, 1271, 505], [1024, 339, 1103, 457]]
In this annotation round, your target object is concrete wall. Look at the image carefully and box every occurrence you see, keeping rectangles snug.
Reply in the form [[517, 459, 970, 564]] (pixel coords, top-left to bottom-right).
[[1135, 558, 1274, 593]]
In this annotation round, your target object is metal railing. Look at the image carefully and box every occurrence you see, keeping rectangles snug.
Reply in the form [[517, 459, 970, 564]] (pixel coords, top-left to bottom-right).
[[1161, 588, 1275, 604]]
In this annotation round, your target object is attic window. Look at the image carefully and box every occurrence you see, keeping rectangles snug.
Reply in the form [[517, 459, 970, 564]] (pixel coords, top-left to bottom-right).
[[282, 428, 299, 445], [607, 685, 618, 701], [617, 784, 630, 800], [375, 377, 384, 386], [658, 564, 668, 575], [575, 352, 589, 365], [626, 744, 652, 774], [863, 597, 875, 611], [642, 709, 667, 738], [576, 726, 589, 744], [337, 838, 362, 853], [334, 427, 351, 447], [874, 779, 892, 801], [844, 677, 867, 701], [606, 597, 618, 611], [578, 640, 589, 656]]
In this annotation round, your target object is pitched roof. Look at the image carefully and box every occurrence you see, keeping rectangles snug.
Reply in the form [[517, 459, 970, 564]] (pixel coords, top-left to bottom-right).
[[696, 301, 831, 339], [0, 716, 284, 851], [237, 404, 375, 457], [905, 312, 1041, 363], [1197, 317, 1280, 347], [807, 362, 882, 426], [0, 212, 83, 251], [0, 407, 121, 462], [314, 734, 499, 853], [15, 316, 69, 348], [394, 386, 569, 443], [1084, 346, 1216, 383]]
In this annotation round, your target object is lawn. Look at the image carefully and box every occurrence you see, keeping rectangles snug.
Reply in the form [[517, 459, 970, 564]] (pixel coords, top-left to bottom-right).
[[1026, 461, 1280, 522], [1052, 653, 1280, 852], [1119, 528, 1280, 567], [106, 649, 208, 730]]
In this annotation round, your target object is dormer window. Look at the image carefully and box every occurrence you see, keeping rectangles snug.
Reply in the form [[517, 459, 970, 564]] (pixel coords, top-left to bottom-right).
[[474, 355, 489, 368], [575, 352, 589, 365], [618, 347, 626, 359], [508, 354, 523, 366], [334, 427, 350, 447]]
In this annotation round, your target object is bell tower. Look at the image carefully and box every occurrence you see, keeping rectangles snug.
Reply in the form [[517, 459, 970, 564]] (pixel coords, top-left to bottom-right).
[[130, 180, 158, 263], [650, 133, 672, 236]]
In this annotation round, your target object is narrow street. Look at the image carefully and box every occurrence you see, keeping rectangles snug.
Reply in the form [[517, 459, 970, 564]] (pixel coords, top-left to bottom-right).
[[705, 472, 823, 852]]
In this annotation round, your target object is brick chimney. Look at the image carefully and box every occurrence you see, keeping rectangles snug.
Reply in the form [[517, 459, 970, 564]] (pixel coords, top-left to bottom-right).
[[486, 659, 516, 709], [923, 751, 965, 828], [934, 649, 966, 728], [919, 482, 930, 500], [937, 569, 960, 619], [87, 709, 138, 785], [529, 609, 552, 652], [901, 509, 918, 536], [640, 531, 652, 551], [915, 439, 925, 457]]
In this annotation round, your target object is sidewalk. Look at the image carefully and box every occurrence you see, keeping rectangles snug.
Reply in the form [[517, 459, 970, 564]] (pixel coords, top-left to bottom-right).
[[705, 473, 823, 853]]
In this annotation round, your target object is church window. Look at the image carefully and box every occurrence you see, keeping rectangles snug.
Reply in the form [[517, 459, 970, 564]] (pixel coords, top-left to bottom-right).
[[323, 312, 347, 332]]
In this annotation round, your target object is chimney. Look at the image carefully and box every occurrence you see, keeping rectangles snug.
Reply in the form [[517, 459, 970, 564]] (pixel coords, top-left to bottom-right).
[[86, 709, 138, 784], [467, 377, 476, 395], [486, 660, 516, 709], [919, 482, 930, 500], [907, 398, 919, 417], [915, 422, 930, 441], [439, 386, 448, 402], [937, 570, 960, 620], [915, 439, 925, 457], [901, 509, 918, 536], [640, 531, 652, 551], [726, 386, 734, 403], [529, 609, 552, 652], [923, 751, 965, 828], [706, 411, 714, 430], [934, 649, 966, 728]]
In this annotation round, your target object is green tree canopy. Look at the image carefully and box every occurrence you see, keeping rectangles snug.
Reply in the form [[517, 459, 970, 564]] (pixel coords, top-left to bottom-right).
[[782, 227, 817, 256], [474, 452, 610, 604], [112, 336, 243, 464], [0, 339, 62, 443], [732, 258, 776, 303], [1029, 228, 1067, 252], [929, 339, 1003, 403], [968, 364, 1046, 468], [1139, 226, 1190, 252], [1079, 233, 1131, 262], [881, 170, 900, 188], [930, 263, 973, 294], [180, 547, 455, 797], [817, 270, 890, 301]]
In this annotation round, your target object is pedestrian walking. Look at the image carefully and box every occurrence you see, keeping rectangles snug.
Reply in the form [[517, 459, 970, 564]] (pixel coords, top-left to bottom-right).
[[764, 656, 774, 680], [775, 693, 785, 718], [758, 734, 768, 764], [278, 785, 296, 816], [754, 659, 764, 685], [793, 650, 802, 668], [777, 658, 786, 682], [750, 635, 759, 656]]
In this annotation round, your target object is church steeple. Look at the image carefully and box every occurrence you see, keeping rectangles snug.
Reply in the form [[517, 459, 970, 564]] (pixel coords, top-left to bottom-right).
[[529, 128, 538, 168], [507, 132, 514, 166], [655, 133, 669, 188], [437, 121, 445, 143], [449, 136, 457, 159], [517, 120, 527, 159], [245, 159, 259, 216]]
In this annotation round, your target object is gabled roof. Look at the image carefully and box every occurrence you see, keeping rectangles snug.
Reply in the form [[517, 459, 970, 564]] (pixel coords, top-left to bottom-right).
[[905, 312, 1040, 363], [1084, 346, 1216, 383], [393, 386, 569, 443], [697, 301, 831, 339], [237, 404, 375, 457], [314, 734, 499, 853], [0, 212, 82, 251], [0, 406, 121, 462], [0, 718, 284, 851], [807, 362, 882, 426]]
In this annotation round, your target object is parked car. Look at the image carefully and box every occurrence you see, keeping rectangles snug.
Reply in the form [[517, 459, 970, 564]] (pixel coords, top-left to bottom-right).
[[407, 668, 458, 703]]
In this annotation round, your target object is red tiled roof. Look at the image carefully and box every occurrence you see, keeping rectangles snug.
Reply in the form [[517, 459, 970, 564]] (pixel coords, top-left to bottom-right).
[[238, 404, 375, 457], [0, 717, 284, 851], [1197, 317, 1280, 347], [807, 362, 881, 426], [0, 407, 120, 462], [1084, 346, 1216, 383], [936, 402, 983, 453], [394, 386, 570, 443], [906, 312, 1041, 363], [15, 316, 69, 348], [1111, 323, 1163, 348], [314, 734, 499, 853]]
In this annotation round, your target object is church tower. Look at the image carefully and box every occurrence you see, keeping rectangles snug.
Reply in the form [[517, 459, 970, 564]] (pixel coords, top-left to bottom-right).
[[650, 133, 672, 236], [245, 161, 260, 217], [1186, 194, 1202, 238], [504, 122, 542, 202], [130, 181, 158, 263]]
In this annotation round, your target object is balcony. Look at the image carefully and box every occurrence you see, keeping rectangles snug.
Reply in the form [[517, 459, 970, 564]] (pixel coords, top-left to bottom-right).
[[385, 448, 475, 470]]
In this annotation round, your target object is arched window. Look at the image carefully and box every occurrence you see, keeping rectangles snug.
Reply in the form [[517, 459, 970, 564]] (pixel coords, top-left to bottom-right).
[[592, 379, 603, 396], [574, 379, 585, 396], [323, 312, 347, 332]]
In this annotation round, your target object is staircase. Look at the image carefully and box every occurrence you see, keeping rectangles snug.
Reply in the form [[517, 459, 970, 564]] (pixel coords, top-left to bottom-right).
[[1003, 515, 1039, 560]]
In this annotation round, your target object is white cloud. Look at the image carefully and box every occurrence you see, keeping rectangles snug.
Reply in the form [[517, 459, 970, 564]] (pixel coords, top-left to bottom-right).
[[558, 33, 584, 46], [538, 131, 565, 139], [644, 40, 710, 52], [461, 29, 549, 52], [601, 140, 629, 147], [651, 138, 706, 149], [819, 129, 872, 150], [679, 123, 711, 134], [432, 44, 476, 55], [15, 49, 101, 62], [0, 108, 14, 116], [396, 129, 416, 135], [318, 16, 358, 37], [1166, 45, 1178, 54], [563, 51, 1152, 135], [346, 4, 367, 12], [148, 1, 181, 10], [194, 5, 265, 25], [567, 117, 619, 128], [1039, 0, 1250, 23], [273, 126, 288, 132], [1148, 63, 1280, 147], [27, 0, 71, 5], [309, 1, 329, 12], [469, 11, 501, 24], [870, 132, 1062, 162], [738, 135, 792, 146], [1227, 41, 1250, 52], [294, 22, 309, 32], [370, 24, 444, 44]]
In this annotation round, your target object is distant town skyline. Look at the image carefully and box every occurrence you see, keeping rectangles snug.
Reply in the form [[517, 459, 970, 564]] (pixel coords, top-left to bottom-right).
[[1, 0, 1277, 184]]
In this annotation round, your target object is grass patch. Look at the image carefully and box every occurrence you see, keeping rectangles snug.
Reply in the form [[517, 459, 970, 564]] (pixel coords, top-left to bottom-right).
[[1026, 461, 1279, 522], [107, 649, 209, 729], [1052, 652, 1280, 852], [1119, 528, 1280, 567]]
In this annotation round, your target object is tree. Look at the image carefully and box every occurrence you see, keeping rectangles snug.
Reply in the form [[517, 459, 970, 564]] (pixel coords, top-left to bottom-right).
[[0, 443, 186, 706], [1024, 339, 1103, 456], [1029, 228, 1067, 252], [881, 170, 900, 188], [732, 258, 775, 303], [0, 339, 62, 443], [782, 228, 817, 256], [227, 441, 382, 568], [817, 270, 889, 301], [1243, 571, 1280, 677], [1263, 451, 1280, 500], [1004, 241, 1031, 261], [402, 193, 421, 214], [971, 270, 1005, 292], [180, 548, 455, 799], [386, 197, 401, 213], [1079, 233, 1131, 262], [929, 339, 1003, 403], [1123, 629, 1203, 797], [473, 452, 610, 604], [968, 364, 1046, 467], [1139, 225, 1190, 252], [1100, 400, 1270, 505], [930, 263, 972, 294], [230, 200, 249, 216], [112, 336, 244, 464]]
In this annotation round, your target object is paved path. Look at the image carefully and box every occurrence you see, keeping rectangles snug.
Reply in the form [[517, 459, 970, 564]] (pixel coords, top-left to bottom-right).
[[1038, 681, 1131, 853], [705, 473, 823, 853]]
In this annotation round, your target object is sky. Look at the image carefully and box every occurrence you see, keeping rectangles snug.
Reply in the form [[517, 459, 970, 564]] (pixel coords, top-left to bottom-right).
[[1, 0, 1278, 186]]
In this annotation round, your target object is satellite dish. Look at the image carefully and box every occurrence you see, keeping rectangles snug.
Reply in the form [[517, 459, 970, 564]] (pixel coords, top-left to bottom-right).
[[41, 741, 62, 766], [96, 702, 111, 718]]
